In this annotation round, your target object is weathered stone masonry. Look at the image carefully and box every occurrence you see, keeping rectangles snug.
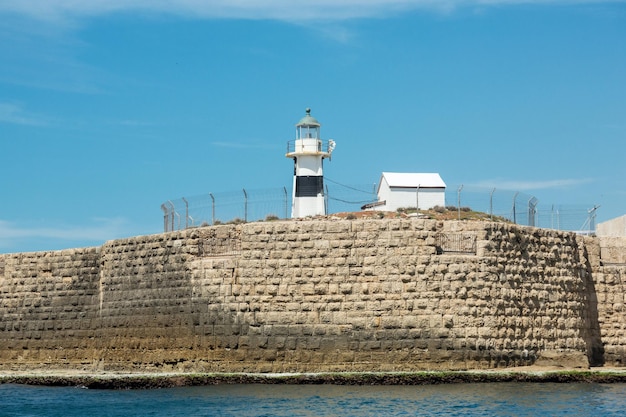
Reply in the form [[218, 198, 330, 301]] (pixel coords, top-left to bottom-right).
[[0, 219, 625, 372]]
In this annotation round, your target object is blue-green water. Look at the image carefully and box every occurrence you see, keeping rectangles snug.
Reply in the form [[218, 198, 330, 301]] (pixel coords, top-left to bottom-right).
[[1, 383, 625, 416]]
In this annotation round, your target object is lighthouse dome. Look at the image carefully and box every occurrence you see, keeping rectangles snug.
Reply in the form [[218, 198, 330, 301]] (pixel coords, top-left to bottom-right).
[[296, 108, 321, 127]]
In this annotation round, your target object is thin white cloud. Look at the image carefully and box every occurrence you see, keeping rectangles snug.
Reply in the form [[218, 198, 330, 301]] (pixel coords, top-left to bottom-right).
[[2, 1, 622, 91], [0, 102, 48, 126], [0, 217, 128, 248], [1, 1, 624, 23], [0, 1, 415, 22], [0, 16, 109, 94], [470, 178, 594, 191]]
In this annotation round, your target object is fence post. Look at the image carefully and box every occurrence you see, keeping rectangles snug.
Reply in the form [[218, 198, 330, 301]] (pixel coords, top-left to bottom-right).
[[183, 197, 189, 229], [588, 205, 600, 234], [243, 188, 248, 222], [161, 204, 169, 232], [167, 200, 175, 231], [512, 192, 519, 224], [325, 184, 329, 214], [528, 197, 538, 227], [209, 193, 215, 225], [457, 185, 463, 220], [416, 184, 420, 212], [283, 186, 288, 219], [490, 188, 495, 221]]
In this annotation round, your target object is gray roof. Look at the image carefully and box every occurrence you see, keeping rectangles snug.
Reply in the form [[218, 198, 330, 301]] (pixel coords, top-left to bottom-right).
[[296, 108, 321, 127], [381, 172, 446, 188]]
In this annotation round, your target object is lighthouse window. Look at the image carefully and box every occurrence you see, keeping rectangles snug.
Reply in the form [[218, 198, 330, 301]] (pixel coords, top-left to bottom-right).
[[298, 126, 319, 139], [295, 176, 324, 197]]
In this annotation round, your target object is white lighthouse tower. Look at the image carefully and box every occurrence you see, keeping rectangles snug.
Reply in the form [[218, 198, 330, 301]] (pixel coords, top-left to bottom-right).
[[286, 108, 336, 218]]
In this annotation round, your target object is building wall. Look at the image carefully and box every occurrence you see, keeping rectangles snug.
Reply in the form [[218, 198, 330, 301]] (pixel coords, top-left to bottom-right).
[[377, 184, 446, 212], [0, 219, 625, 372]]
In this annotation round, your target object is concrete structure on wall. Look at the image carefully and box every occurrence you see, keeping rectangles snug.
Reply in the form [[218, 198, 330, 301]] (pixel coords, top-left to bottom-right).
[[285, 108, 335, 218], [364, 172, 446, 212], [597, 215, 626, 263], [597, 214, 626, 237], [1, 219, 625, 373]]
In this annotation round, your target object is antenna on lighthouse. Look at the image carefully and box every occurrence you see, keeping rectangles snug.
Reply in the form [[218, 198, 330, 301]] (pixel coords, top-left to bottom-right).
[[285, 108, 336, 218]]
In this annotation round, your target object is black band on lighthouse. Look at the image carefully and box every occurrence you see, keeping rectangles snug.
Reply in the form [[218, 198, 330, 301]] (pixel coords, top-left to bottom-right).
[[295, 176, 324, 197]]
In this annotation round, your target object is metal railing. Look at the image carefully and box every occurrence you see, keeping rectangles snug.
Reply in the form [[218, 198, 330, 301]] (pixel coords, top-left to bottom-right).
[[435, 233, 477, 255], [286, 139, 335, 155]]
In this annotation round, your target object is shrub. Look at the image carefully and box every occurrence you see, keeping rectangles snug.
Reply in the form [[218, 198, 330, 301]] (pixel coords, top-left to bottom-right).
[[433, 205, 446, 213], [346, 213, 357, 220], [265, 214, 280, 221]]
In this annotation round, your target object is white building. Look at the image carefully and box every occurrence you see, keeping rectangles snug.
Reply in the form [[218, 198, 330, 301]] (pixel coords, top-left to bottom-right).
[[365, 172, 446, 212]]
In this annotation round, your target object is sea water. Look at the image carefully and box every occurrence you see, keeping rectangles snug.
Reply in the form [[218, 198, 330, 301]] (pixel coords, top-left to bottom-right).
[[1, 382, 625, 417]]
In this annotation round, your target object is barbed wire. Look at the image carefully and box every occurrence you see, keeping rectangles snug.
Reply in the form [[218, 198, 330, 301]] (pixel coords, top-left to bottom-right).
[[161, 184, 599, 234]]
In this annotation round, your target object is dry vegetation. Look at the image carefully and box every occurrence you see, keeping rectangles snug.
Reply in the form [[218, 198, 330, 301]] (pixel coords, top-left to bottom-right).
[[329, 206, 509, 222], [210, 206, 510, 225]]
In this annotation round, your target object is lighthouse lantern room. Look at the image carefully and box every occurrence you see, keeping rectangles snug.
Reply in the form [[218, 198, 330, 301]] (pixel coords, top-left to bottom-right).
[[286, 108, 336, 218]]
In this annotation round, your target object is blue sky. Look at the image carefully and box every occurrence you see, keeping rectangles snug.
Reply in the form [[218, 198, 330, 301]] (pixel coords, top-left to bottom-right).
[[1, 1, 625, 253]]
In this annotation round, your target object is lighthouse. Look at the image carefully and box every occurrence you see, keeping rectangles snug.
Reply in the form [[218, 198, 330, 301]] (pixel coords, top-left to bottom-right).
[[286, 108, 336, 218]]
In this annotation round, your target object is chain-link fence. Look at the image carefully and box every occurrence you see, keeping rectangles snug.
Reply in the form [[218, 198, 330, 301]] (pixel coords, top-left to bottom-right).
[[161, 181, 599, 234], [160, 188, 291, 231], [448, 186, 599, 233]]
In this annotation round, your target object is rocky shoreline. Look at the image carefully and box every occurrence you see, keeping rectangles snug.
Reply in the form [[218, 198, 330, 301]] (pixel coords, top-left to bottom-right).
[[2, 369, 626, 389]]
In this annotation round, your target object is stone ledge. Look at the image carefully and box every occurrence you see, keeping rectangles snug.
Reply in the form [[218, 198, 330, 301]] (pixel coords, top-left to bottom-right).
[[2, 368, 626, 389]]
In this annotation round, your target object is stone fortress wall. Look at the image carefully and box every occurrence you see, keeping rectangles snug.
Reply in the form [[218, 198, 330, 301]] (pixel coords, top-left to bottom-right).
[[0, 219, 625, 372]]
